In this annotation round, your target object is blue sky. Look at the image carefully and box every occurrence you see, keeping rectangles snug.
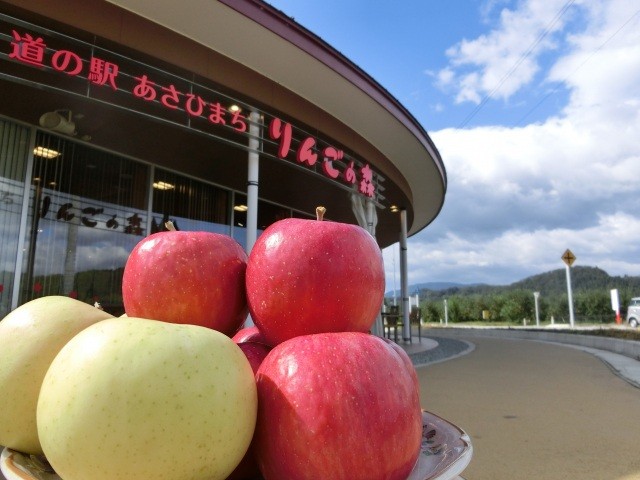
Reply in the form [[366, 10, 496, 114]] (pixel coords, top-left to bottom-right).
[[266, 0, 640, 288]]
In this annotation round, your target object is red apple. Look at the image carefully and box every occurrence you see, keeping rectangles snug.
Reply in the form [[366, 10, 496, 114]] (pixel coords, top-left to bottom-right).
[[254, 332, 422, 480], [122, 227, 248, 336], [232, 326, 271, 347], [236, 342, 271, 374], [245, 207, 384, 345], [227, 341, 272, 480]]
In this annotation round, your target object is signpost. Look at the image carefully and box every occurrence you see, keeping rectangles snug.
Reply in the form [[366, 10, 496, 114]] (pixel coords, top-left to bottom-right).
[[561, 249, 576, 328]]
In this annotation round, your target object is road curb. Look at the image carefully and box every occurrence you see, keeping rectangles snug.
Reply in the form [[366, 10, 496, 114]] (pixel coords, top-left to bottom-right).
[[428, 327, 640, 361]]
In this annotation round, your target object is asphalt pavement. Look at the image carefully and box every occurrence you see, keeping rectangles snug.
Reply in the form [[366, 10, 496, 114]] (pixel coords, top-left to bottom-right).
[[406, 330, 640, 480]]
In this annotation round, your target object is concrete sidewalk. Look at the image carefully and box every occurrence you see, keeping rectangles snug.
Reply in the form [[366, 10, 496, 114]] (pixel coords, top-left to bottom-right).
[[416, 330, 640, 480], [421, 326, 640, 389]]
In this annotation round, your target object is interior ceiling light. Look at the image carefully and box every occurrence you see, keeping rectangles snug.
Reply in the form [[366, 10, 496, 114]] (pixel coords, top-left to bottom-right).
[[233, 204, 248, 212], [152, 181, 175, 191], [390, 205, 399, 213], [228, 104, 241, 113], [33, 146, 61, 159]]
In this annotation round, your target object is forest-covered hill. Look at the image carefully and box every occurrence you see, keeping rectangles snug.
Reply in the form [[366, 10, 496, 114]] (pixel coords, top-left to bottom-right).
[[408, 267, 640, 324], [416, 266, 640, 301]]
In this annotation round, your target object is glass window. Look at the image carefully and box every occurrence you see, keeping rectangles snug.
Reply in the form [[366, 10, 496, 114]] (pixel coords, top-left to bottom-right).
[[0, 120, 30, 317], [231, 193, 247, 250], [19, 132, 150, 315], [258, 201, 291, 230], [151, 168, 230, 235], [231, 195, 303, 250]]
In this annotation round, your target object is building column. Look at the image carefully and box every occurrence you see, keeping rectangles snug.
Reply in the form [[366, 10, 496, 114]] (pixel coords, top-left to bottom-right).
[[244, 111, 262, 328], [246, 110, 261, 254], [400, 209, 410, 342], [366, 198, 383, 337]]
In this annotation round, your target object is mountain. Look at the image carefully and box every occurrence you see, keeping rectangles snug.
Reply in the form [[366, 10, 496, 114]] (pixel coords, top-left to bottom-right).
[[385, 281, 479, 297], [509, 266, 640, 296], [411, 266, 640, 300]]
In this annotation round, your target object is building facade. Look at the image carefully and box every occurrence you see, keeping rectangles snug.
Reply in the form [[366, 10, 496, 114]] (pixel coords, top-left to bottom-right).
[[0, 0, 446, 318]]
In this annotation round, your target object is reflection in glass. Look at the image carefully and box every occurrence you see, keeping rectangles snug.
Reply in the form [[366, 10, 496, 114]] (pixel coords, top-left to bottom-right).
[[0, 120, 30, 318], [20, 132, 150, 315], [151, 168, 230, 235]]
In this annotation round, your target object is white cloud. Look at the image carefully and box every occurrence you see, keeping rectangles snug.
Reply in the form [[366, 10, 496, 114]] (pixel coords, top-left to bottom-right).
[[437, 0, 577, 104], [389, 0, 640, 287], [385, 212, 640, 288]]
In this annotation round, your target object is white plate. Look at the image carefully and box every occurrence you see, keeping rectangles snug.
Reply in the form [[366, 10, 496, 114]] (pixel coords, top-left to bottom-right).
[[409, 410, 473, 480], [1, 410, 472, 480]]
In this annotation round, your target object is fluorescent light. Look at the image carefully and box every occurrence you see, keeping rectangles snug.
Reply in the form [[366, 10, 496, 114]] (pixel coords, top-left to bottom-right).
[[33, 146, 60, 159], [234, 204, 248, 212], [153, 181, 175, 190]]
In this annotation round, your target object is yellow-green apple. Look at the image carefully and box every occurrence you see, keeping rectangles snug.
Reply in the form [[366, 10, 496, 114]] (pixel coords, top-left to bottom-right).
[[0, 296, 113, 454], [122, 228, 248, 335], [226, 340, 272, 480], [245, 207, 384, 345], [254, 332, 422, 480], [37, 317, 257, 480]]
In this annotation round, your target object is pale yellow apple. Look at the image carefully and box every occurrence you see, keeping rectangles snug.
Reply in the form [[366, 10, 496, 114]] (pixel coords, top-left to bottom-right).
[[37, 317, 258, 480], [0, 296, 114, 454]]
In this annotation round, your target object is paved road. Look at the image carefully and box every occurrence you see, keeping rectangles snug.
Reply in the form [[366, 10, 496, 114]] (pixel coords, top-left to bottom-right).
[[416, 332, 640, 480]]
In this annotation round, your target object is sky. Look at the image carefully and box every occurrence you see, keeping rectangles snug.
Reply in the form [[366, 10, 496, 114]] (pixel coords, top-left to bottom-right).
[[266, 0, 640, 289]]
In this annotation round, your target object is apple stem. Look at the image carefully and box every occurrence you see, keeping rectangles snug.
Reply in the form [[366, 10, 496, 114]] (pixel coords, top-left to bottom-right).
[[316, 206, 326, 221], [165, 221, 177, 231]]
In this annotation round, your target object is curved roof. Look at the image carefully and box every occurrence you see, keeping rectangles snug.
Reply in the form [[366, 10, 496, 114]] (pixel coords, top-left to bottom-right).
[[104, 0, 447, 237]]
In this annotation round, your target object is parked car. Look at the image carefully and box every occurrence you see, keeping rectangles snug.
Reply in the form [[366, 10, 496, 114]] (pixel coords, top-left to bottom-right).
[[627, 297, 640, 328]]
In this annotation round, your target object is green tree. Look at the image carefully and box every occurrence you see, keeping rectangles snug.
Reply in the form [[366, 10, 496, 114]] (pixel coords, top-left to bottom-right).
[[422, 301, 441, 323]]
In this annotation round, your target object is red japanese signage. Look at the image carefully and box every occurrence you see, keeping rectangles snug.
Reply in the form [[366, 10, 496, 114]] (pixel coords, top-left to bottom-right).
[[7, 27, 378, 198], [267, 118, 375, 197]]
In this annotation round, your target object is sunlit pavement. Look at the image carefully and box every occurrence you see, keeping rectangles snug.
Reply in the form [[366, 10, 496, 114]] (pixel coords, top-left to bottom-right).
[[412, 329, 640, 480], [400, 326, 640, 387]]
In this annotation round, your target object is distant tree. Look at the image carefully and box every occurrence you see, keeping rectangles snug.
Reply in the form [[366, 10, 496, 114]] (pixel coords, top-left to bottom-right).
[[574, 290, 614, 322], [402, 266, 640, 325], [422, 301, 441, 323], [445, 297, 463, 322], [496, 290, 534, 323]]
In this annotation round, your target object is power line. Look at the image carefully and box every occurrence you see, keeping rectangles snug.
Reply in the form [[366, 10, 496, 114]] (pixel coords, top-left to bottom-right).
[[457, 0, 576, 129]]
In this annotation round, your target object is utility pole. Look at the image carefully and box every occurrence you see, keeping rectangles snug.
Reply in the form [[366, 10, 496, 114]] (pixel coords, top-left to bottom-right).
[[561, 249, 576, 328]]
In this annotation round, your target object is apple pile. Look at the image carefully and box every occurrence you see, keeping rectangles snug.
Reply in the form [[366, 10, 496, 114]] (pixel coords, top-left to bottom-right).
[[0, 208, 423, 480]]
